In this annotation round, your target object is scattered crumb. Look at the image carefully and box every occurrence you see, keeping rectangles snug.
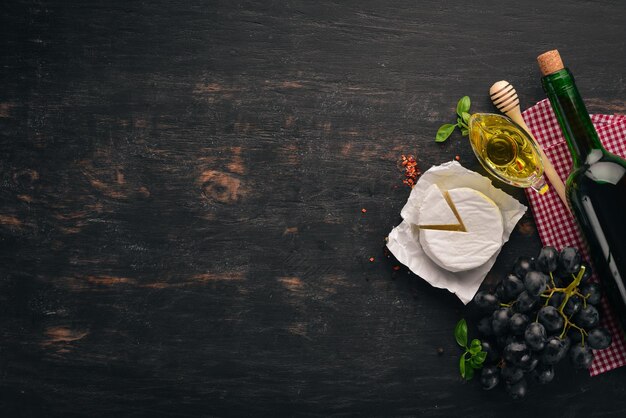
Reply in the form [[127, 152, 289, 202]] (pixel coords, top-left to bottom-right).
[[518, 219, 536, 236], [393, 265, 400, 271], [400, 154, 421, 188], [361, 208, 367, 213], [369, 257, 375, 262], [437, 347, 444, 356], [455, 155, 460, 161]]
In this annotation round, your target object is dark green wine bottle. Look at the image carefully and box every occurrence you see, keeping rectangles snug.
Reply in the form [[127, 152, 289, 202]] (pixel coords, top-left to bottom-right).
[[538, 50, 626, 332]]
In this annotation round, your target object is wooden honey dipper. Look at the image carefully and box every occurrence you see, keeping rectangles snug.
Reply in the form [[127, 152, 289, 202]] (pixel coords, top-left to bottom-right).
[[489, 81, 568, 208]]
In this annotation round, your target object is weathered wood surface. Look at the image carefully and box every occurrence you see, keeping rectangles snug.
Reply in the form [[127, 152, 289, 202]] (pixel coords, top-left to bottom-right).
[[1, 1, 625, 416]]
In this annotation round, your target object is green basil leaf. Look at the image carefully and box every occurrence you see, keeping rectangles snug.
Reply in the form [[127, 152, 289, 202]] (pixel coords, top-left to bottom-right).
[[435, 124, 456, 143], [469, 339, 481, 354], [456, 96, 471, 116], [462, 112, 471, 124], [464, 359, 475, 380], [461, 128, 469, 136], [457, 117, 464, 127], [454, 319, 468, 348], [459, 355, 466, 378], [474, 351, 487, 364], [469, 352, 486, 369], [469, 356, 480, 369]]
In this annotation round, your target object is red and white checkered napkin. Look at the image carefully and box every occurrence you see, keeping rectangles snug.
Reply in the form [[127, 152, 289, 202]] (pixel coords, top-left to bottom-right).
[[522, 99, 626, 376]]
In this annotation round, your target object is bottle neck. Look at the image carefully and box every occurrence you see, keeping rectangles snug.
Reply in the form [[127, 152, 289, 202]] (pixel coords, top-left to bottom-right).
[[541, 68, 605, 167]]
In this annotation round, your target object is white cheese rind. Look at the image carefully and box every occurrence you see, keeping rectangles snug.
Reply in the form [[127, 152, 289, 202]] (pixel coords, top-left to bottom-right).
[[418, 184, 458, 226], [419, 187, 504, 272]]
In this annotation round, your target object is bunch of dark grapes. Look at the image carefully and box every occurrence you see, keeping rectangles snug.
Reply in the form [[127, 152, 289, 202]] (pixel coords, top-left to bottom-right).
[[472, 246, 612, 399]]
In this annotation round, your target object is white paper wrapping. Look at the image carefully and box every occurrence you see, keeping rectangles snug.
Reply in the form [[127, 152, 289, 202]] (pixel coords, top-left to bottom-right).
[[387, 161, 527, 304]]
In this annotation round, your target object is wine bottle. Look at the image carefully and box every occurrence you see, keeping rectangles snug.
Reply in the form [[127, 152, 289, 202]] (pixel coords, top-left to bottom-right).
[[538, 50, 626, 332]]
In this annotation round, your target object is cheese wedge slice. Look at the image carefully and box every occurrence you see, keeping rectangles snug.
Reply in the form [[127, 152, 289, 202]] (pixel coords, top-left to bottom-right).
[[418, 184, 464, 231], [418, 187, 504, 272]]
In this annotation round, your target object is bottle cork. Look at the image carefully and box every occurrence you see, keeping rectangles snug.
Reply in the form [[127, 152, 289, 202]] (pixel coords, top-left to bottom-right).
[[537, 50, 565, 76]]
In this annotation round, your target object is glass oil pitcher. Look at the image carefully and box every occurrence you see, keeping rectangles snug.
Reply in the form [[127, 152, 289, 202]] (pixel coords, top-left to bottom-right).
[[468, 113, 548, 194]]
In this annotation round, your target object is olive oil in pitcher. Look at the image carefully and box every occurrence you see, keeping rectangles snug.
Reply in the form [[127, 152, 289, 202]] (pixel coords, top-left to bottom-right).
[[469, 113, 548, 194]]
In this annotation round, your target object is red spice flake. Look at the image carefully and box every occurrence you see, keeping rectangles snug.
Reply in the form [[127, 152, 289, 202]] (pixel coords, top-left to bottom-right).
[[361, 208, 367, 213], [400, 154, 421, 188], [369, 257, 375, 262], [393, 265, 401, 271], [455, 155, 460, 161]]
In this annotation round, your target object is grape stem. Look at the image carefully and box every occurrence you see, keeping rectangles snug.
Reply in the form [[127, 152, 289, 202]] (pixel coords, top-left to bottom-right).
[[504, 267, 589, 343], [540, 266, 588, 343]]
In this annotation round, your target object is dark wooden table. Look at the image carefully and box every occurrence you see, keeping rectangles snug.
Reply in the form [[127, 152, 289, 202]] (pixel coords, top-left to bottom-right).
[[1, 1, 625, 416]]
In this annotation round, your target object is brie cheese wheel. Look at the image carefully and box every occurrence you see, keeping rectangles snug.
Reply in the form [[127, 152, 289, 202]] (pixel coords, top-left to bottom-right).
[[418, 186, 504, 272]]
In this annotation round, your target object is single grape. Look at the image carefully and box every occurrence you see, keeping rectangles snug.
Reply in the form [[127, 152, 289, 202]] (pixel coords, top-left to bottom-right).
[[503, 274, 526, 299], [495, 282, 510, 303], [481, 375, 499, 391], [587, 328, 612, 350], [514, 291, 539, 314], [520, 354, 539, 372], [503, 342, 529, 367], [580, 282, 602, 306], [547, 292, 564, 308], [509, 313, 529, 335], [570, 342, 594, 369], [538, 306, 565, 334], [552, 275, 569, 288], [473, 291, 499, 311], [513, 256, 535, 280], [481, 341, 499, 363], [504, 334, 523, 347], [563, 295, 582, 317], [575, 305, 600, 329], [524, 271, 548, 296], [501, 365, 524, 384], [559, 247, 581, 275], [482, 365, 499, 378], [480, 365, 500, 390], [506, 378, 527, 400], [516, 352, 534, 370], [540, 336, 569, 365], [536, 246, 559, 273], [533, 365, 555, 384], [497, 335, 523, 350], [477, 316, 494, 337], [492, 308, 512, 336], [524, 322, 547, 351], [566, 327, 583, 344]]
